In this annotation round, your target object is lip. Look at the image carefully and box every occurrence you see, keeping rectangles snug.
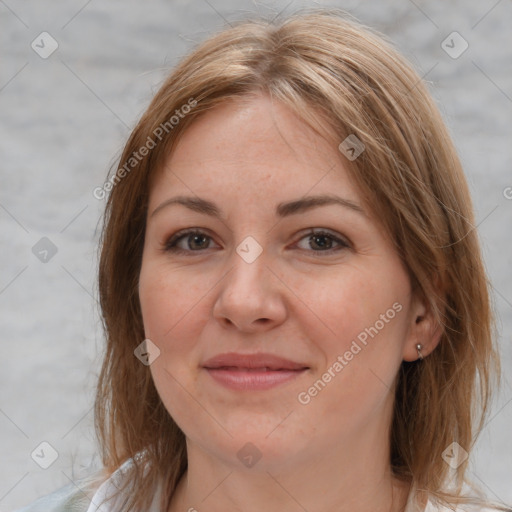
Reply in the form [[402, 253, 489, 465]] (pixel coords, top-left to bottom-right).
[[202, 352, 310, 391], [202, 352, 309, 371]]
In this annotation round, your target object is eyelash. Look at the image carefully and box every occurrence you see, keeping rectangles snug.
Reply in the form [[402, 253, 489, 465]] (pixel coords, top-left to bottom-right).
[[163, 228, 351, 256]]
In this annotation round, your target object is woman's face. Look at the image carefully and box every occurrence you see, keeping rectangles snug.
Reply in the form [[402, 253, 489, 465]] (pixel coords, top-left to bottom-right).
[[139, 94, 423, 472]]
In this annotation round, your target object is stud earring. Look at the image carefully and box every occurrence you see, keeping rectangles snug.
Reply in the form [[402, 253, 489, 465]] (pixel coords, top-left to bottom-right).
[[416, 343, 424, 361]]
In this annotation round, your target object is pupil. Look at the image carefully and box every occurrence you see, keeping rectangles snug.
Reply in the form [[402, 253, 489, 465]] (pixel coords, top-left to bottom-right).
[[190, 234, 207, 249], [312, 235, 331, 249]]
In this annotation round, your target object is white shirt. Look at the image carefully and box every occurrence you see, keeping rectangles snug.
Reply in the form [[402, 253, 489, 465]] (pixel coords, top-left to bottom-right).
[[17, 456, 503, 512], [84, 461, 497, 512], [85, 457, 162, 512]]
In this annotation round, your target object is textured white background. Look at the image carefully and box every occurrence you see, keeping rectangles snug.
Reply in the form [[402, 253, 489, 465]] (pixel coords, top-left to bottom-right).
[[1, 0, 511, 510]]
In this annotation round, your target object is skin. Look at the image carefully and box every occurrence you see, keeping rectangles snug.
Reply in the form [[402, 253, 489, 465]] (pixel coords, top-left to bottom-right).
[[138, 94, 440, 512]]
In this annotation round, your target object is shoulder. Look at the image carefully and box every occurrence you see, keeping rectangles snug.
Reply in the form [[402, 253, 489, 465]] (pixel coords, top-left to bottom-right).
[[13, 468, 110, 512], [13, 480, 94, 512], [15, 453, 160, 512]]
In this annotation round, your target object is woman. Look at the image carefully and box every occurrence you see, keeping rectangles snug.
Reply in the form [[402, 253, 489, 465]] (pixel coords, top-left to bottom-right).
[[17, 8, 511, 512]]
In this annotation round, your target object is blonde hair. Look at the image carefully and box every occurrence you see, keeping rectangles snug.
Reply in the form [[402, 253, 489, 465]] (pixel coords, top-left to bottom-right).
[[94, 8, 506, 511]]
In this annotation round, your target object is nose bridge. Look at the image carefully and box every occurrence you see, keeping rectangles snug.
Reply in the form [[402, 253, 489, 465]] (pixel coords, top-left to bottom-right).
[[213, 234, 287, 330], [227, 235, 270, 300]]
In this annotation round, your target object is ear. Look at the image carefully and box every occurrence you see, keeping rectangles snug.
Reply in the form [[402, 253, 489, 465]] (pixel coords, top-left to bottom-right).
[[402, 292, 443, 362]]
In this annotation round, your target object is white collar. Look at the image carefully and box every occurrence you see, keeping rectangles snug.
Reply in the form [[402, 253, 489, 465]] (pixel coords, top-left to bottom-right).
[[85, 457, 162, 512], [84, 460, 472, 512]]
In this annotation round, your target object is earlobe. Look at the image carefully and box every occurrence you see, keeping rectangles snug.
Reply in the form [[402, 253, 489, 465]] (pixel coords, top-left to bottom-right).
[[402, 298, 443, 362]]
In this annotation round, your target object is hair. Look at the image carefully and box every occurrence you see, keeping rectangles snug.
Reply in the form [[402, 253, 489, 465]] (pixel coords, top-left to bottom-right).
[[93, 8, 507, 512]]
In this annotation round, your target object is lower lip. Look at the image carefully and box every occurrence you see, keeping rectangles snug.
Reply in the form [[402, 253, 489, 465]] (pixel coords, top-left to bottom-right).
[[204, 368, 308, 390]]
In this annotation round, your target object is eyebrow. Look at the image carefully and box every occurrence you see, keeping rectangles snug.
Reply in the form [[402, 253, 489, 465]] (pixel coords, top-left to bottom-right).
[[150, 194, 366, 219]]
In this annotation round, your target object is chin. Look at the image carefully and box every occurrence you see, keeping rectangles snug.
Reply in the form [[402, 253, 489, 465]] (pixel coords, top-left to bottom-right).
[[189, 420, 312, 472]]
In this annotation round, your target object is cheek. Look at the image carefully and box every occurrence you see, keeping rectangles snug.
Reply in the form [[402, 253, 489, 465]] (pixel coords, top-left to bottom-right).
[[303, 263, 407, 338], [302, 263, 411, 385], [292, 272, 410, 435], [139, 262, 210, 429], [139, 260, 209, 344]]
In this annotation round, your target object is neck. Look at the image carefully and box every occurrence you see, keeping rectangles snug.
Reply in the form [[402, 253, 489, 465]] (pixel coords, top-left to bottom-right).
[[168, 436, 412, 512]]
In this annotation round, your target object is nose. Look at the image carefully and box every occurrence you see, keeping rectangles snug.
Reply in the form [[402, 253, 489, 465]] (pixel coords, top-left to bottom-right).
[[212, 248, 287, 333]]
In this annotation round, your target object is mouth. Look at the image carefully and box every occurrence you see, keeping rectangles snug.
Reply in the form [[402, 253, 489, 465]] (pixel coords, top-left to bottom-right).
[[202, 353, 310, 391], [204, 367, 309, 391], [206, 366, 306, 371]]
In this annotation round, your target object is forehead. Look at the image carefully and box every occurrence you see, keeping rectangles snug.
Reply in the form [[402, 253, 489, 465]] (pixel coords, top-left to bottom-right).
[[149, 94, 360, 208]]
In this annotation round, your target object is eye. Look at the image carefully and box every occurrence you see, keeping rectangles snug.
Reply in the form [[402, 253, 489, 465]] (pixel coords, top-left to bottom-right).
[[295, 229, 351, 255], [163, 229, 217, 254], [163, 228, 351, 256]]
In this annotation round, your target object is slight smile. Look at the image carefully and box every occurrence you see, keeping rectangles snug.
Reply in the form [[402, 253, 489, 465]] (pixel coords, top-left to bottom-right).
[[202, 352, 310, 391]]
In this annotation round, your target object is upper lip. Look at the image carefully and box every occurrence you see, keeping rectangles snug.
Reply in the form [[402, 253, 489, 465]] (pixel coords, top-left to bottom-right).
[[202, 352, 309, 371]]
